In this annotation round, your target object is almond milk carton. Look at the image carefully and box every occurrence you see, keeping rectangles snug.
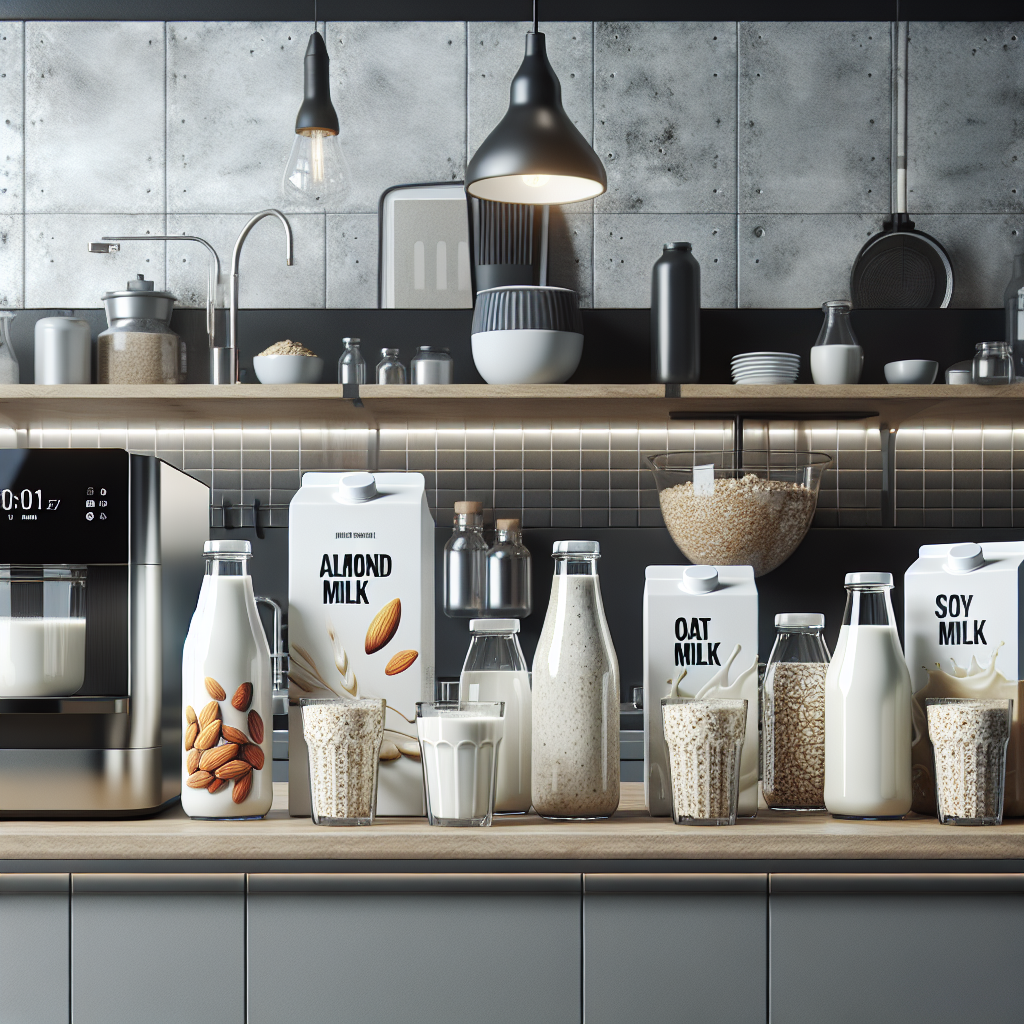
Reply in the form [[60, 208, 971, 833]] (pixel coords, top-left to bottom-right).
[[643, 565, 759, 816], [288, 472, 434, 816]]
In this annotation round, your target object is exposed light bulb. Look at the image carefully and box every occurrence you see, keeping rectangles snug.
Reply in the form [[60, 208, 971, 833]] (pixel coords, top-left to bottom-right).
[[521, 174, 551, 188], [283, 128, 350, 203]]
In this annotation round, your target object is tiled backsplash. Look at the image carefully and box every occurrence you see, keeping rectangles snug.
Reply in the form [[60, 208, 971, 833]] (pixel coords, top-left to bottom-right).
[[0, 20, 1021, 311]]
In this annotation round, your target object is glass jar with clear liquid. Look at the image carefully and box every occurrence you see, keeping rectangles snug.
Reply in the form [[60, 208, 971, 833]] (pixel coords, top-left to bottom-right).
[[824, 572, 912, 820], [972, 341, 1015, 385], [531, 541, 620, 820], [460, 618, 532, 813], [762, 613, 830, 811], [485, 517, 532, 617], [443, 501, 488, 617], [376, 347, 407, 384], [338, 337, 366, 384]]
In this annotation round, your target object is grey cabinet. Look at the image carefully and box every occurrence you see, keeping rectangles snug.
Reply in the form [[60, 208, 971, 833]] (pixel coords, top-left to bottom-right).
[[70, 873, 245, 1024], [769, 874, 1024, 1024], [583, 874, 768, 1024], [246, 873, 582, 1024], [0, 874, 70, 1024]]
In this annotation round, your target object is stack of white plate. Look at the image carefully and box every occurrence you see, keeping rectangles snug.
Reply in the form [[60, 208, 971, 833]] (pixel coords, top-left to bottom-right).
[[731, 351, 800, 385]]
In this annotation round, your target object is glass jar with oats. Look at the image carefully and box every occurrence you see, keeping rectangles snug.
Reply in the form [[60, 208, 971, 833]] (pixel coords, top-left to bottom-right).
[[98, 276, 182, 384], [762, 613, 830, 811]]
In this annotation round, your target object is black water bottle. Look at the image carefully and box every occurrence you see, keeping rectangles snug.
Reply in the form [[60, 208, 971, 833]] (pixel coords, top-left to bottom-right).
[[651, 242, 700, 383]]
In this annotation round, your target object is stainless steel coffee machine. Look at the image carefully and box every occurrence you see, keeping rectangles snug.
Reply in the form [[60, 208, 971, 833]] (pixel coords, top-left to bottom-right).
[[0, 449, 208, 817]]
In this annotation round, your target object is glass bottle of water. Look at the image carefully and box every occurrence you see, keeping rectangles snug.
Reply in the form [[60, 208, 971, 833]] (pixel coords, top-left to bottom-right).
[[337, 338, 366, 384], [376, 347, 407, 384], [443, 501, 487, 617], [485, 518, 532, 617]]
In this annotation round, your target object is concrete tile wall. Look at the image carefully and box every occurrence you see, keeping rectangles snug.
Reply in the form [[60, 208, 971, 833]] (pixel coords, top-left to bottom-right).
[[0, 20, 1021, 312]]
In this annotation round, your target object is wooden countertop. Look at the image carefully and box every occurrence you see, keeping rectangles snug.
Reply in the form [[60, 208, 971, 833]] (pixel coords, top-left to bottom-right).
[[2, 784, 1024, 862]]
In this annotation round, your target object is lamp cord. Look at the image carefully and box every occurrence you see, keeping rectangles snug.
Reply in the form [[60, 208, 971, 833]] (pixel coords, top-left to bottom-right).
[[313, 0, 317, 32], [532, 0, 538, 34]]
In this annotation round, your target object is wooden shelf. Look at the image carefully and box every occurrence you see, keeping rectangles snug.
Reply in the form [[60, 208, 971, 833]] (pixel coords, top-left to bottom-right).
[[0, 383, 1022, 428]]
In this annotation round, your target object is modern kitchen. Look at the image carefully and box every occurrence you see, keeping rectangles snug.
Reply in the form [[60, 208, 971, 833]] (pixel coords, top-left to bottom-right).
[[1, 1, 1023, 1022]]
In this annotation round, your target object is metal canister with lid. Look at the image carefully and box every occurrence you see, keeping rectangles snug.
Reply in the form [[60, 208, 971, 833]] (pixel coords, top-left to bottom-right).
[[410, 346, 454, 384], [98, 275, 182, 384]]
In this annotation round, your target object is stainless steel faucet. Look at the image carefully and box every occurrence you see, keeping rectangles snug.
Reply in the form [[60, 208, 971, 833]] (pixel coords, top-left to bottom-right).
[[217, 209, 294, 385], [255, 595, 290, 716]]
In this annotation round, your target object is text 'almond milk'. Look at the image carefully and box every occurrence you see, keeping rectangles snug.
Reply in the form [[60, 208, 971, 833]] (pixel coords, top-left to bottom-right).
[[288, 472, 434, 816]]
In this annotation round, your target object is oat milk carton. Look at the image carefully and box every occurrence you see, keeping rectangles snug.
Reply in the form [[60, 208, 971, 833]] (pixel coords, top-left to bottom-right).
[[643, 565, 759, 816], [905, 542, 1024, 816], [288, 472, 434, 816]]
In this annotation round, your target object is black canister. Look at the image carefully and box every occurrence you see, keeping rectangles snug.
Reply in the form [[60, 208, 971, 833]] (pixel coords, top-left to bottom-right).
[[651, 242, 700, 384]]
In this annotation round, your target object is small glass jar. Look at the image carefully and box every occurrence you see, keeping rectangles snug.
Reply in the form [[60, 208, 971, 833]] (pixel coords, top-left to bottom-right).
[[443, 501, 488, 617], [376, 347, 407, 384], [972, 341, 1015, 385], [762, 613, 830, 811], [0, 312, 20, 384], [410, 346, 454, 384], [485, 517, 532, 617], [810, 300, 863, 385], [337, 338, 366, 385]]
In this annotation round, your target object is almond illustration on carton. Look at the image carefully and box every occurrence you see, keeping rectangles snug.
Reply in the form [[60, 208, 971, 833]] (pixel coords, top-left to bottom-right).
[[198, 700, 220, 728], [185, 705, 197, 725], [204, 676, 226, 700], [215, 760, 253, 780], [248, 710, 265, 744], [365, 598, 401, 654], [195, 720, 222, 750], [199, 743, 240, 773], [242, 744, 265, 770], [231, 682, 253, 712], [185, 722, 199, 750], [232, 772, 252, 804], [186, 747, 202, 775], [186, 771, 214, 788], [385, 650, 418, 676], [222, 724, 249, 745]]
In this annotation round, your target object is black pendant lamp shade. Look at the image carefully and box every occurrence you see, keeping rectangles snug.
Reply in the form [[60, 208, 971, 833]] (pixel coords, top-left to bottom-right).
[[296, 31, 339, 136], [466, 32, 607, 205]]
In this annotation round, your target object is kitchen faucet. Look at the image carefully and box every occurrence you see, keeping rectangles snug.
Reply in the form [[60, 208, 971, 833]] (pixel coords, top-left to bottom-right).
[[219, 209, 294, 385]]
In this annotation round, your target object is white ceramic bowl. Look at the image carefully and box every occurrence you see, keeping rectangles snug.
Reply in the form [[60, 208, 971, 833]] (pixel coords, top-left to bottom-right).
[[471, 329, 584, 385], [253, 354, 324, 384], [884, 359, 939, 385]]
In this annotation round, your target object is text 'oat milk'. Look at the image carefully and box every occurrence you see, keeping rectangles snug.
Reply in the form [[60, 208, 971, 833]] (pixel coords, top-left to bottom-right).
[[905, 542, 1024, 815], [288, 472, 434, 816], [643, 565, 759, 816]]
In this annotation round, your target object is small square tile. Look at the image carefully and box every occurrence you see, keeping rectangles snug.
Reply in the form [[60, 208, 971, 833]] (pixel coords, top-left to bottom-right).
[[983, 489, 1012, 509], [924, 470, 953, 489], [610, 490, 639, 508], [377, 450, 406, 471], [466, 450, 494, 471], [495, 450, 522, 471], [983, 508, 1013, 527], [609, 470, 638, 489], [582, 450, 609, 470], [465, 470, 492, 489], [897, 508, 924, 527], [953, 508, 984, 528], [895, 488, 923, 509], [924, 490, 952, 508], [407, 451, 435, 472], [493, 489, 522, 509], [953, 489, 982, 508], [609, 509, 639, 527], [984, 470, 1012, 490], [840, 509, 870, 527], [525, 508, 553, 528], [551, 490, 580, 509], [582, 490, 609, 508], [243, 469, 271, 492], [582, 509, 609, 527], [524, 470, 552, 489], [523, 489, 552, 509], [437, 449, 465, 471], [924, 509, 954, 527], [639, 508, 665, 527], [552, 450, 581, 470]]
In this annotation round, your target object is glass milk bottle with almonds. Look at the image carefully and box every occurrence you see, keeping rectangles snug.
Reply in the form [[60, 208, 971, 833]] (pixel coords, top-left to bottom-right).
[[182, 540, 273, 819]]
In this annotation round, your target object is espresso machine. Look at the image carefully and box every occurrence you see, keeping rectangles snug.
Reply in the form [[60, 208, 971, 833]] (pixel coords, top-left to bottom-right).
[[0, 449, 208, 817]]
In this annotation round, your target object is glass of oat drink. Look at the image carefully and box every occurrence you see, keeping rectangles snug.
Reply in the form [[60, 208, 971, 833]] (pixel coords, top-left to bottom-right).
[[661, 697, 747, 825], [926, 698, 1012, 826], [300, 697, 386, 826]]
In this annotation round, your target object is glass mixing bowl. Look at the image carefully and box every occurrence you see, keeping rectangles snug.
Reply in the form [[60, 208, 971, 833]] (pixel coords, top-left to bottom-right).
[[645, 451, 832, 576]]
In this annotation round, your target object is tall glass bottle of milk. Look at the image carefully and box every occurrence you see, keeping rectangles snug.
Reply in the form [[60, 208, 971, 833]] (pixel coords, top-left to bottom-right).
[[824, 572, 912, 819], [182, 540, 273, 820], [461, 618, 532, 813], [532, 541, 620, 819]]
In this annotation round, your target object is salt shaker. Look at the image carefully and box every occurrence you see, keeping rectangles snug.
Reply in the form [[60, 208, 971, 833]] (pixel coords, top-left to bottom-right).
[[485, 518, 532, 617], [376, 347, 407, 384], [338, 338, 366, 384], [410, 346, 454, 384]]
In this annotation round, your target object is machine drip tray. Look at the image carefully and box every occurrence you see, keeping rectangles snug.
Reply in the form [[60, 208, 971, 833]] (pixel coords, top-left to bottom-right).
[[0, 698, 129, 748]]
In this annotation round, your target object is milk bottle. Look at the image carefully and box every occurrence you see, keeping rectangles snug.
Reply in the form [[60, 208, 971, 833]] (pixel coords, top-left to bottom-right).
[[904, 542, 1024, 815], [288, 472, 434, 816], [643, 565, 759, 816]]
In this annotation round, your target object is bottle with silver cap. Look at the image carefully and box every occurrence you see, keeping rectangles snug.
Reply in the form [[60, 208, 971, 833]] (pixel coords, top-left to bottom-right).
[[338, 338, 366, 384], [485, 517, 531, 617], [824, 572, 912, 819], [532, 540, 620, 819], [443, 501, 488, 617], [410, 346, 454, 385], [181, 539, 273, 820], [762, 613, 830, 811]]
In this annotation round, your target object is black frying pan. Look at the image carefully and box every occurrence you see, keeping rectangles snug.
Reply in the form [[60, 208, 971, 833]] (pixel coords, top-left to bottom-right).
[[851, 22, 953, 308]]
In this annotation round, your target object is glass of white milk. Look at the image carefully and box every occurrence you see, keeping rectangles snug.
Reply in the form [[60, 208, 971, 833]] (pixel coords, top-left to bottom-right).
[[416, 701, 505, 826]]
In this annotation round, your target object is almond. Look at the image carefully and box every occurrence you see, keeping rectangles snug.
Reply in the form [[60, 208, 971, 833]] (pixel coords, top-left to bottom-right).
[[365, 598, 401, 655], [186, 770, 214, 788], [242, 744, 265, 770], [231, 682, 253, 712], [384, 649, 418, 676], [215, 759, 252, 780], [186, 747, 202, 775], [379, 739, 401, 761], [248, 710, 265, 744], [204, 676, 226, 700], [195, 720, 221, 750], [185, 705, 197, 725], [222, 724, 249, 745], [198, 700, 220, 728], [231, 772, 252, 804], [199, 743, 240, 773], [184, 722, 199, 750], [207, 778, 226, 794]]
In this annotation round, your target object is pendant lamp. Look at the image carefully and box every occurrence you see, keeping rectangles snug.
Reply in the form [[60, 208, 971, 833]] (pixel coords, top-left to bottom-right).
[[283, 23, 350, 203], [466, 2, 606, 205]]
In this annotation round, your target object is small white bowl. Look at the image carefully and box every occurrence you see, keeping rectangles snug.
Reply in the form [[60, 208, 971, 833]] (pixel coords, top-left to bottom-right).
[[471, 329, 583, 385], [884, 359, 939, 385], [253, 354, 323, 384]]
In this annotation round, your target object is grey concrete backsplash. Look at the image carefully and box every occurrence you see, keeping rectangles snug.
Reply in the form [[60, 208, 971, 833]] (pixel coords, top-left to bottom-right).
[[0, 20, 1021, 311]]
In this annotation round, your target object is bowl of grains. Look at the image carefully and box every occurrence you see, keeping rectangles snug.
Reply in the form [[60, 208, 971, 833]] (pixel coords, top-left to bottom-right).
[[253, 340, 323, 384], [646, 450, 831, 576]]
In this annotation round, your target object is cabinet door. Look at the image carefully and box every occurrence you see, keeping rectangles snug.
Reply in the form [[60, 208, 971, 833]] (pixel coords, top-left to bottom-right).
[[770, 874, 1024, 1024], [247, 873, 582, 1024], [70, 873, 245, 1024], [583, 874, 767, 1024], [0, 874, 70, 1024]]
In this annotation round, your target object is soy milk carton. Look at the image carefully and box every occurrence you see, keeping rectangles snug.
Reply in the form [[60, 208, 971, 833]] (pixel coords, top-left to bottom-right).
[[288, 472, 434, 816], [905, 542, 1024, 816], [643, 565, 759, 816]]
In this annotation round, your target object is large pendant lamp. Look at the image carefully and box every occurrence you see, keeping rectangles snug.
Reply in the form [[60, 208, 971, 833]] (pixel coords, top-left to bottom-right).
[[466, 1, 606, 205]]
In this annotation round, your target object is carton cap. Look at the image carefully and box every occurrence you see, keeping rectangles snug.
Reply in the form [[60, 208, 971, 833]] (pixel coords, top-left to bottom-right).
[[681, 565, 718, 594], [946, 543, 985, 574], [338, 473, 378, 502]]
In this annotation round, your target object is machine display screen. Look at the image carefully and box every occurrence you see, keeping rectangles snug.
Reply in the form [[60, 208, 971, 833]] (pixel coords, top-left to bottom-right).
[[0, 449, 129, 564]]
